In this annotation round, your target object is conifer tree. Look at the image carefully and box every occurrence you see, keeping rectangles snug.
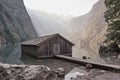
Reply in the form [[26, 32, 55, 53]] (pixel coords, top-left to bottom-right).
[[104, 0, 120, 44]]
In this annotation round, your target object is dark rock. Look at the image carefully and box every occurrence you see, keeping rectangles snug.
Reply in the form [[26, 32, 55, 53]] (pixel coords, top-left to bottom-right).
[[53, 68, 65, 78], [86, 64, 93, 69], [15, 75, 25, 80], [99, 42, 120, 57], [82, 56, 87, 60], [0, 66, 9, 80], [46, 72, 57, 80], [0, 66, 5, 73], [88, 57, 91, 59]]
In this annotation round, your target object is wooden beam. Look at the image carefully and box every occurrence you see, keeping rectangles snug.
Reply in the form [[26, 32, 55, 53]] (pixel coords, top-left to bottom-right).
[[54, 55, 120, 71]]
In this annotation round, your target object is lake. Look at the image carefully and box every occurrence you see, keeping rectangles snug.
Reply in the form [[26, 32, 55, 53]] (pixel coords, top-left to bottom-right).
[[0, 43, 82, 72], [0, 44, 119, 67]]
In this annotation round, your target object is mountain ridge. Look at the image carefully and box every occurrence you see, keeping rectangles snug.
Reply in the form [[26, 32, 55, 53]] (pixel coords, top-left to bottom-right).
[[27, 9, 70, 37], [69, 0, 107, 61], [0, 0, 37, 43]]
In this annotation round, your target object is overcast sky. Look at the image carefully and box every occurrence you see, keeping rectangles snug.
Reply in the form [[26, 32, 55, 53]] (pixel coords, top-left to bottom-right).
[[23, 0, 99, 17]]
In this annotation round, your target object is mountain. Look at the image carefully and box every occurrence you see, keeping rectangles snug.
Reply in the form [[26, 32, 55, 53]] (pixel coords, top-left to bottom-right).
[[0, 0, 37, 43], [83, 0, 107, 54], [67, 14, 90, 43], [27, 9, 70, 37], [70, 0, 107, 62]]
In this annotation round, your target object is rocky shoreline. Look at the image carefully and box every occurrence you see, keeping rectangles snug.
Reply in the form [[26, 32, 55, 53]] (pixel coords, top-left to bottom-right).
[[0, 63, 65, 80], [0, 62, 120, 80]]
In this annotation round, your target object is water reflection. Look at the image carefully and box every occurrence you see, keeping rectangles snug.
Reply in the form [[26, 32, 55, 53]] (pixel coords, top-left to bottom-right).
[[21, 53, 81, 73], [0, 43, 119, 66], [0, 44, 82, 73], [0, 44, 23, 64]]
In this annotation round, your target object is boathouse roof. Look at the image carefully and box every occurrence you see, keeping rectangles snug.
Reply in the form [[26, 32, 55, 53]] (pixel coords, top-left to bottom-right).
[[21, 33, 74, 46]]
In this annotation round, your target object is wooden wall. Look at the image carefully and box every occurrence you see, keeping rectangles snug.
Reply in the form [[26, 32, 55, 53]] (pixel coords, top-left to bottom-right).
[[22, 37, 73, 58], [21, 45, 38, 57], [36, 37, 72, 57]]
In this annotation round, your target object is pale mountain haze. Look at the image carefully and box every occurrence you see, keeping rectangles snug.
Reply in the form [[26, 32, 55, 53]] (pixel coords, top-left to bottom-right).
[[24, 0, 99, 17], [27, 9, 70, 37]]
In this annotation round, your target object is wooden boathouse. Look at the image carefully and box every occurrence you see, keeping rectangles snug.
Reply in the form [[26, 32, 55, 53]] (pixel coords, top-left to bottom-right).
[[21, 33, 74, 58]]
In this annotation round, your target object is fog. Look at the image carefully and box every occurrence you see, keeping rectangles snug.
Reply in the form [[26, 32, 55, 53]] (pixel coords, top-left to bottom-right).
[[27, 9, 71, 37]]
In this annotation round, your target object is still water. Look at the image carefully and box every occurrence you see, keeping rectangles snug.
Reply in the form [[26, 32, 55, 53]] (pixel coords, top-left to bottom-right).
[[0, 44, 23, 64], [0, 44, 119, 66], [0, 44, 82, 72]]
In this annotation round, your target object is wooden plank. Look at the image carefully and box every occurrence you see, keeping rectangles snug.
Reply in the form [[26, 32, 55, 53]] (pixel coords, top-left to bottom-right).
[[38, 55, 53, 59], [54, 55, 120, 71]]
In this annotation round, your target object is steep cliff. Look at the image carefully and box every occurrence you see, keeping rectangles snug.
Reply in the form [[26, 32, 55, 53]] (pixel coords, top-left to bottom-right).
[[70, 0, 107, 60], [82, 0, 107, 54], [67, 14, 90, 43], [0, 0, 37, 43]]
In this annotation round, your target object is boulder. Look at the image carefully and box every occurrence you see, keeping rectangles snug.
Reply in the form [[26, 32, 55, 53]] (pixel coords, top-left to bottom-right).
[[118, 55, 120, 60], [86, 64, 93, 69], [65, 67, 87, 80], [0, 63, 64, 80]]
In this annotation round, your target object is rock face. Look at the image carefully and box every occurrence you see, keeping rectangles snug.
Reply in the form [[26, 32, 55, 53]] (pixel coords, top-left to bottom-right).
[[83, 0, 107, 54], [70, 0, 107, 58], [0, 0, 37, 43]]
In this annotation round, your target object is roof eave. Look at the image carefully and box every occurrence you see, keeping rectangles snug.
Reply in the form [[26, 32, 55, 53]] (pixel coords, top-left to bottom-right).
[[21, 43, 39, 46]]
